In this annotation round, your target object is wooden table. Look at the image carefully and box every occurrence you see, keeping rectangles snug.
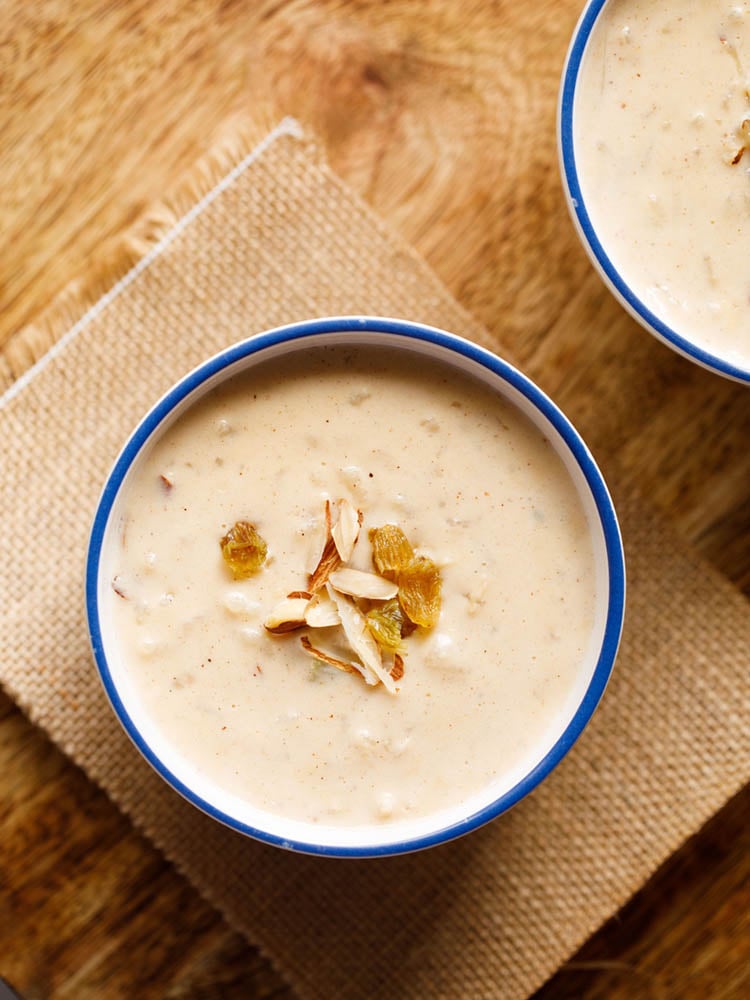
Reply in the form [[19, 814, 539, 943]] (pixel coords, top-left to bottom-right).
[[1, 2, 748, 996]]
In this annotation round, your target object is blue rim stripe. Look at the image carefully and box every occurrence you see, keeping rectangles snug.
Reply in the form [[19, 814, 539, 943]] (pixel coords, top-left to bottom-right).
[[559, 0, 750, 384], [86, 317, 626, 858]]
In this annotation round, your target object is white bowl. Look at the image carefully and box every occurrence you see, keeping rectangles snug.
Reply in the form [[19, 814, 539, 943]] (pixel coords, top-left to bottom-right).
[[86, 317, 625, 857], [559, 0, 750, 384]]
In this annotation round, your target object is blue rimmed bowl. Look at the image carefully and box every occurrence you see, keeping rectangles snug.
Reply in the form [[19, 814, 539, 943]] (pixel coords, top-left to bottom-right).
[[86, 317, 626, 857], [559, 0, 750, 384]]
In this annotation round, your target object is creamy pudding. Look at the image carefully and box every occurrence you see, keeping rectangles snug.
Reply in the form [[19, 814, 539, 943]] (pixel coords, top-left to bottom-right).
[[572, 0, 750, 373], [101, 344, 598, 829]]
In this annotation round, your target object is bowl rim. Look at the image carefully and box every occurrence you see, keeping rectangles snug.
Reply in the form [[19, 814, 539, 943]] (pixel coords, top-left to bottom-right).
[[86, 316, 626, 857], [558, 0, 750, 385]]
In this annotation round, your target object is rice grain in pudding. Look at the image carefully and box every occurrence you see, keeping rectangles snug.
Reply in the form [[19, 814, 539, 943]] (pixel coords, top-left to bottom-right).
[[573, 0, 750, 370], [104, 345, 597, 826]]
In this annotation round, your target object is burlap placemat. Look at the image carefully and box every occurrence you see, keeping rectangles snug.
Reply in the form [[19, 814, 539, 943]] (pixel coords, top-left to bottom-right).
[[1, 119, 749, 1000]]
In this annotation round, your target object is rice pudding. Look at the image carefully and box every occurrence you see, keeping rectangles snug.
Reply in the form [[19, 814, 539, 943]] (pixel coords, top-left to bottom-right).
[[572, 0, 750, 372], [102, 344, 598, 827]]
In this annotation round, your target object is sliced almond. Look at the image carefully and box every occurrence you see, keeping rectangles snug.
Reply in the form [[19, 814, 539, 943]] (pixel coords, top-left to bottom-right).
[[324, 496, 333, 533], [308, 500, 342, 592], [300, 635, 359, 675], [287, 590, 313, 600], [326, 585, 397, 694], [308, 536, 341, 592], [332, 499, 363, 561], [264, 597, 309, 634], [390, 653, 405, 682], [303, 513, 328, 575], [329, 567, 399, 601], [304, 593, 341, 628]]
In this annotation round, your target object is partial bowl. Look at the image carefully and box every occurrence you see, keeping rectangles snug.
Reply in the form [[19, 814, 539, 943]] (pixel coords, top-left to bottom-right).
[[559, 0, 750, 384], [86, 317, 626, 857]]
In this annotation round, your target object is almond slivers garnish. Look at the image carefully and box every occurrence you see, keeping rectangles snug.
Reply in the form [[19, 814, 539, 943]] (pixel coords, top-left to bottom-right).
[[300, 636, 358, 676], [332, 499, 363, 561], [329, 567, 398, 601], [326, 584, 397, 694], [304, 593, 341, 628], [264, 597, 309, 634], [308, 536, 341, 592], [390, 653, 405, 682], [308, 500, 342, 592], [262, 502, 441, 692]]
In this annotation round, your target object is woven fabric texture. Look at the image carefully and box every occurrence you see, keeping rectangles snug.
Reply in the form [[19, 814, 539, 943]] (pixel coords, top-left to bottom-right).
[[1, 123, 748, 1000]]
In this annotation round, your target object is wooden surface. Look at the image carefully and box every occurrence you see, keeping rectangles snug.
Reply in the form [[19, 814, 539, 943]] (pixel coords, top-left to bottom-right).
[[0, 2, 748, 997]]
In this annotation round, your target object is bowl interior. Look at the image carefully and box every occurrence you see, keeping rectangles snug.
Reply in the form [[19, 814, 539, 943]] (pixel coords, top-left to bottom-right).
[[88, 319, 625, 856]]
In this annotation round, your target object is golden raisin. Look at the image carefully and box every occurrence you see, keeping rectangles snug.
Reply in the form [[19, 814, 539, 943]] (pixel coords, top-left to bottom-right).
[[366, 598, 406, 652], [398, 556, 442, 628], [220, 521, 268, 578], [368, 524, 414, 578]]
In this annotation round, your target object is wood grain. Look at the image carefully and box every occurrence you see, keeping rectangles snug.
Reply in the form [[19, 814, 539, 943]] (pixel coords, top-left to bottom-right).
[[0, 2, 748, 997]]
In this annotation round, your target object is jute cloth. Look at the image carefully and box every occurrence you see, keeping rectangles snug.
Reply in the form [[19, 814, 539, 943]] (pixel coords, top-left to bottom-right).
[[1, 119, 749, 1000]]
